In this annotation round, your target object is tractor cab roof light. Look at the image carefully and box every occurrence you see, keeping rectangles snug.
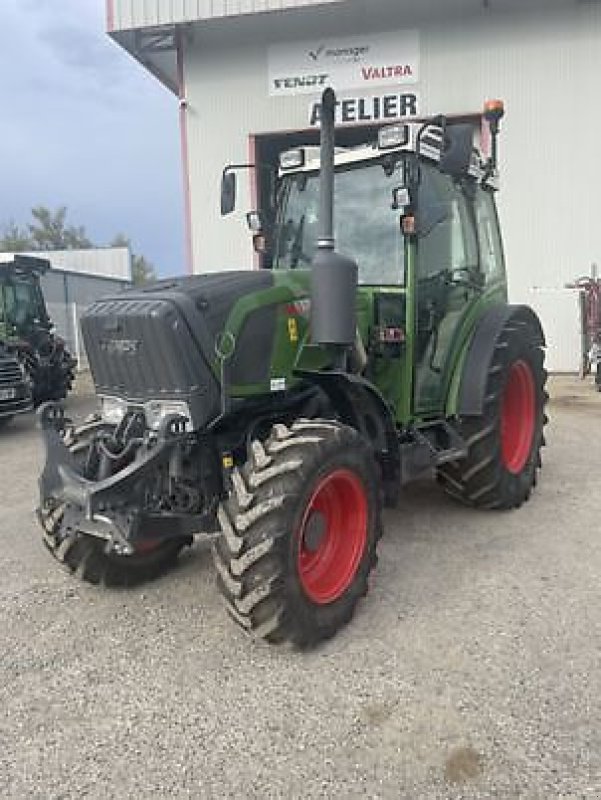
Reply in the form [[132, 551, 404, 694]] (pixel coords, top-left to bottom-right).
[[280, 148, 305, 170], [378, 124, 409, 151], [484, 99, 505, 121]]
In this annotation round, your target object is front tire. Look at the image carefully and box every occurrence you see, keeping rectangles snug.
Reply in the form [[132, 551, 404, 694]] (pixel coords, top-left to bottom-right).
[[438, 318, 548, 509], [212, 420, 381, 647]]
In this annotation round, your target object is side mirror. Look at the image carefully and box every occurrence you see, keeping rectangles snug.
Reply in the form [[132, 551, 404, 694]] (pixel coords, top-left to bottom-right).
[[439, 124, 474, 178], [220, 171, 237, 216]]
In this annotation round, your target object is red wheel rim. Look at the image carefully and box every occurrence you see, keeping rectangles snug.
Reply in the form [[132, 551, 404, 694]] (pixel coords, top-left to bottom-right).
[[297, 469, 368, 605], [501, 360, 536, 474]]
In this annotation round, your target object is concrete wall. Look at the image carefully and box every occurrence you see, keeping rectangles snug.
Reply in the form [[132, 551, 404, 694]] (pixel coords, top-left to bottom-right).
[[181, 2, 601, 332]]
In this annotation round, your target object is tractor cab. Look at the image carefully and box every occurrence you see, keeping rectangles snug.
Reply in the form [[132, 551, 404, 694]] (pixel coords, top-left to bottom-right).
[[0, 257, 50, 341], [0, 256, 75, 415], [227, 105, 508, 424]]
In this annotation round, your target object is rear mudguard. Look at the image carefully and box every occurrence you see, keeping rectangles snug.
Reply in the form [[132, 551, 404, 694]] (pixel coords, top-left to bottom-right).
[[38, 404, 215, 554], [452, 304, 545, 417]]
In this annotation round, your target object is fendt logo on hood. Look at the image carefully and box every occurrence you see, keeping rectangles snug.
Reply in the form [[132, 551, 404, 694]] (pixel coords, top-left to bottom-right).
[[100, 338, 141, 356]]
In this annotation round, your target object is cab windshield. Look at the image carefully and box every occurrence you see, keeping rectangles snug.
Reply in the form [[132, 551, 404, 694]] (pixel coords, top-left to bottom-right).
[[0, 279, 45, 330], [273, 160, 405, 285]]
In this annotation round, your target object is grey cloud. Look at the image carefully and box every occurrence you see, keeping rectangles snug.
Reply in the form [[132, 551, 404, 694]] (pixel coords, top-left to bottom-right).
[[39, 22, 122, 74], [0, 0, 184, 275]]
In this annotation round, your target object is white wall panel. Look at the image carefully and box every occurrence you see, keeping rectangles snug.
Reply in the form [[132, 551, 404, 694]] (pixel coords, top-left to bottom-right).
[[527, 289, 582, 373], [110, 0, 345, 30]]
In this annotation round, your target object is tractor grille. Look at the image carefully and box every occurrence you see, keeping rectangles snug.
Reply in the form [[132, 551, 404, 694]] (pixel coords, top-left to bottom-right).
[[0, 356, 32, 415], [0, 357, 22, 386]]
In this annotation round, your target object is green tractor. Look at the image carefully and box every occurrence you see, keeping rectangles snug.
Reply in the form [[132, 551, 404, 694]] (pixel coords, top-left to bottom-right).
[[0, 256, 76, 427], [37, 91, 547, 647]]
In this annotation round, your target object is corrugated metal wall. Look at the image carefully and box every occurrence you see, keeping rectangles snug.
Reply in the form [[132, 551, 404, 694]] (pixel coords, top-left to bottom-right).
[[526, 289, 583, 373], [41, 272, 130, 370], [0, 248, 131, 281], [178, 2, 601, 370], [109, 0, 343, 30]]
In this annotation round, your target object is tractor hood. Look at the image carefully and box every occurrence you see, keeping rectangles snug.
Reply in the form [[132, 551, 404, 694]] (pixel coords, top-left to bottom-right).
[[81, 271, 274, 430]]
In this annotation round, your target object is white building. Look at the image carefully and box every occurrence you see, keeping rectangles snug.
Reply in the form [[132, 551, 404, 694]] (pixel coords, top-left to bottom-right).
[[107, 0, 601, 370]]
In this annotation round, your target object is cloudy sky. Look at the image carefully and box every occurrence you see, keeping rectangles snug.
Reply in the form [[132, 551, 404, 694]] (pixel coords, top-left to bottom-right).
[[1, 0, 183, 275]]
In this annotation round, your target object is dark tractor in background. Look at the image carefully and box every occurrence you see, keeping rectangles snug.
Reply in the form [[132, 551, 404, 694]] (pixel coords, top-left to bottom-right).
[[0, 256, 75, 427], [37, 92, 547, 648]]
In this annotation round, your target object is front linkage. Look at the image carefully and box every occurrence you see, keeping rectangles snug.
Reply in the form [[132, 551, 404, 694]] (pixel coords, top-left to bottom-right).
[[37, 403, 220, 584]]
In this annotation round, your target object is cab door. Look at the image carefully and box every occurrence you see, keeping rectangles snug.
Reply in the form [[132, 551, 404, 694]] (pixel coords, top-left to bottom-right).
[[413, 167, 480, 416]]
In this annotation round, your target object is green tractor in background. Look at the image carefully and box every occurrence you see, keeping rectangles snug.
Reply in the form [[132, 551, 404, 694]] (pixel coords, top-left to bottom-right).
[[0, 256, 75, 427], [37, 91, 547, 647]]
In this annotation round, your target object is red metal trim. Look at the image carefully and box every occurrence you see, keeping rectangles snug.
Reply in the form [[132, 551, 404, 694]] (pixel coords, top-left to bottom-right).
[[248, 135, 260, 270], [480, 115, 492, 160], [176, 30, 193, 275], [105, 0, 115, 32]]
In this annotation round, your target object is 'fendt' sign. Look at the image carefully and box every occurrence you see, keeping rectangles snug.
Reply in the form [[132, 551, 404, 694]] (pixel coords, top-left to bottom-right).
[[273, 74, 328, 92], [268, 30, 419, 97]]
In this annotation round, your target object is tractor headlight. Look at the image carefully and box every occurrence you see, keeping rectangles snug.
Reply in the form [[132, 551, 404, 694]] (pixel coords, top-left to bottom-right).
[[279, 148, 305, 170], [378, 124, 409, 150], [99, 395, 128, 426], [143, 400, 192, 432]]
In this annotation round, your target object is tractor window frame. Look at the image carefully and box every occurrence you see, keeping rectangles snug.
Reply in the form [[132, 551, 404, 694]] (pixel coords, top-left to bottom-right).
[[473, 187, 506, 286]]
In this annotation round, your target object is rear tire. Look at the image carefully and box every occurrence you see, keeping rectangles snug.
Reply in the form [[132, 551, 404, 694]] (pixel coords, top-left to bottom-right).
[[438, 318, 548, 509], [212, 419, 381, 647], [38, 423, 191, 586]]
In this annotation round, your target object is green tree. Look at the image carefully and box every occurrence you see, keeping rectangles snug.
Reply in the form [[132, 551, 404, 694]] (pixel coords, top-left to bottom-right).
[[0, 221, 33, 252], [0, 209, 156, 286], [110, 234, 156, 285], [28, 206, 92, 250]]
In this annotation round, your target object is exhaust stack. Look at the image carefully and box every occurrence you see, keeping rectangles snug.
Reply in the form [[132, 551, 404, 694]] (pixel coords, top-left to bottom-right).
[[310, 88, 358, 349]]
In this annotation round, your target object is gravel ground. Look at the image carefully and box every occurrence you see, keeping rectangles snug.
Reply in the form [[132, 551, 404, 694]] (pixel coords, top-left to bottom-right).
[[0, 376, 600, 799]]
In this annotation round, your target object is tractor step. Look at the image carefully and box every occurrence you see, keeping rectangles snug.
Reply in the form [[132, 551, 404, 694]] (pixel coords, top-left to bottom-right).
[[400, 421, 467, 484]]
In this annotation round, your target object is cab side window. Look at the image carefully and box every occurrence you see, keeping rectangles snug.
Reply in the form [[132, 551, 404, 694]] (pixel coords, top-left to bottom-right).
[[474, 188, 505, 285], [417, 169, 478, 279]]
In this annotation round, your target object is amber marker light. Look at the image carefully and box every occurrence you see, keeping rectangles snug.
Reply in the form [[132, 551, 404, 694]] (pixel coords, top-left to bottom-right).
[[401, 215, 416, 236], [484, 99, 505, 125]]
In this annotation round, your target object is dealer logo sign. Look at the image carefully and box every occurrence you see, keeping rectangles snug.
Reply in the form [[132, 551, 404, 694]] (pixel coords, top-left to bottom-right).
[[307, 43, 370, 63], [268, 30, 419, 97]]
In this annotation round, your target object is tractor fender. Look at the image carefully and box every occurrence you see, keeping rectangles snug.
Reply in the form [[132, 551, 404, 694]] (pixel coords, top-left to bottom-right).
[[456, 304, 546, 417], [295, 369, 400, 485]]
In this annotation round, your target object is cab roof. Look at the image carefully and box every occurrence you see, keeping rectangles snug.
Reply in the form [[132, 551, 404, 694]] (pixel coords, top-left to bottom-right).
[[279, 121, 497, 188]]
